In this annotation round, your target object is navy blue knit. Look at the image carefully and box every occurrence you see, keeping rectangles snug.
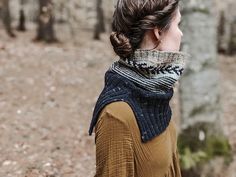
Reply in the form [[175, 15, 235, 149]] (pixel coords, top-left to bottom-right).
[[88, 69, 174, 143]]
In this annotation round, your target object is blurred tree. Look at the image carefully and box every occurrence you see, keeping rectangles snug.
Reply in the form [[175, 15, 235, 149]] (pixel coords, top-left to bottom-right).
[[216, 2, 236, 55], [179, 0, 231, 176], [228, 19, 236, 55], [35, 0, 57, 43], [17, 0, 26, 31], [217, 11, 226, 54], [0, 0, 16, 37], [94, 0, 105, 40]]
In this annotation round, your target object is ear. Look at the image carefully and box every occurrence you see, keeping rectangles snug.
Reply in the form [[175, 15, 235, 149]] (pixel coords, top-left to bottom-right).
[[153, 28, 161, 41]]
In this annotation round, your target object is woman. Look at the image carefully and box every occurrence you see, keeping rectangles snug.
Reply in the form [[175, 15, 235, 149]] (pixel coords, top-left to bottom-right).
[[88, 0, 190, 176]]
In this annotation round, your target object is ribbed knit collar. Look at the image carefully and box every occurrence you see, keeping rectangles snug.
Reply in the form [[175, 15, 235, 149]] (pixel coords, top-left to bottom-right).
[[127, 49, 189, 63], [88, 49, 190, 143], [112, 49, 189, 92], [119, 49, 189, 76]]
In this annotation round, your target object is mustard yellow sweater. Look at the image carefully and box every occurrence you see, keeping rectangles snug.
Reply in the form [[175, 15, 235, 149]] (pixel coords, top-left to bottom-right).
[[94, 101, 182, 177]]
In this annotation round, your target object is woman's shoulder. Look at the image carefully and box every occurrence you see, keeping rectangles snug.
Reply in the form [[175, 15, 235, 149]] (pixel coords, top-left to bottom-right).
[[95, 101, 136, 141], [98, 101, 135, 125]]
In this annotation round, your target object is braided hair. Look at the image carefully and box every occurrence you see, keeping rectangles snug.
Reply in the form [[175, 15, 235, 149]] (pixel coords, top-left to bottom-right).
[[110, 0, 180, 58]]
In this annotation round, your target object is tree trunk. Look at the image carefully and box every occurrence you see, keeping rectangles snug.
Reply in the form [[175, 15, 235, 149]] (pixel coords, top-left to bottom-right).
[[1, 0, 15, 37], [94, 0, 105, 40], [17, 0, 26, 32], [17, 9, 26, 31], [35, 0, 57, 43], [217, 11, 226, 54], [179, 0, 231, 176], [180, 0, 222, 135], [228, 19, 236, 55], [216, 2, 236, 55]]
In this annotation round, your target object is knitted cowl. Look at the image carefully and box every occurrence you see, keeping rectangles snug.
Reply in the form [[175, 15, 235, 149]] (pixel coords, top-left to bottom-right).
[[88, 49, 190, 143]]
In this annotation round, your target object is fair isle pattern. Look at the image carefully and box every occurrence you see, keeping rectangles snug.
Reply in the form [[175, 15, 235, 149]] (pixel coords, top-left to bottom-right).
[[111, 61, 176, 93], [111, 49, 188, 93]]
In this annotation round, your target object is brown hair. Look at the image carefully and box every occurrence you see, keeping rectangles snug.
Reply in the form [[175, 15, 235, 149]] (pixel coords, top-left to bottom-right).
[[110, 0, 180, 58]]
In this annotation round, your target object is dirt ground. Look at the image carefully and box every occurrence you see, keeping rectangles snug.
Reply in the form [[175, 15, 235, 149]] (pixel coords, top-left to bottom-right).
[[0, 27, 235, 177]]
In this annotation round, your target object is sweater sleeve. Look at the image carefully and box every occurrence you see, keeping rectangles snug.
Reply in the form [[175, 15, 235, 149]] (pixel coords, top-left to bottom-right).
[[94, 109, 135, 177]]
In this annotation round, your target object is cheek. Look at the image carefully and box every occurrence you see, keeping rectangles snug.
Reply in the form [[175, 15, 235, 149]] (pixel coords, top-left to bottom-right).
[[177, 27, 183, 38], [170, 21, 181, 34], [167, 29, 182, 48], [166, 26, 181, 42], [158, 24, 182, 51], [173, 26, 182, 39]]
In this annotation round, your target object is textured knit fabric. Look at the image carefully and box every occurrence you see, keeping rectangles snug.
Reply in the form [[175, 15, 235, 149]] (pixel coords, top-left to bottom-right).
[[94, 101, 182, 177], [88, 49, 189, 142], [117, 49, 187, 93], [89, 69, 173, 142]]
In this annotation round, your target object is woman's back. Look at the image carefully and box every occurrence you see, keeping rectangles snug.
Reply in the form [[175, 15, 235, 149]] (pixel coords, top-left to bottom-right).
[[94, 101, 182, 177], [88, 0, 190, 176]]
